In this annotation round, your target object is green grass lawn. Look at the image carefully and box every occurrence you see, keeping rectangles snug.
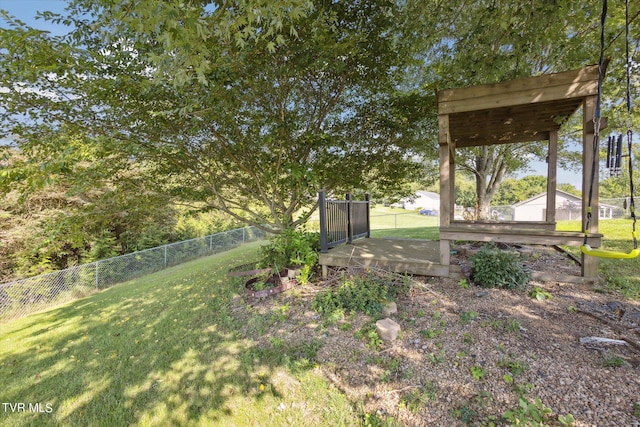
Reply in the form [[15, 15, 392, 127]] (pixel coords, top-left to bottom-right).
[[1, 218, 638, 426], [370, 227, 440, 240], [0, 242, 357, 427], [369, 207, 439, 240], [370, 206, 439, 228], [556, 218, 640, 298]]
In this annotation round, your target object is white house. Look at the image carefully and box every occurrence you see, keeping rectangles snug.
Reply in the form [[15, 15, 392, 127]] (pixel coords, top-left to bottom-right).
[[401, 191, 440, 211], [512, 190, 615, 221]]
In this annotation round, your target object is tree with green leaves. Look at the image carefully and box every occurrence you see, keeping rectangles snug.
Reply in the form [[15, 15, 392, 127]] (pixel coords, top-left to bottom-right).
[[0, 145, 181, 280], [2, 0, 637, 234], [493, 176, 548, 206], [0, 0, 430, 234]]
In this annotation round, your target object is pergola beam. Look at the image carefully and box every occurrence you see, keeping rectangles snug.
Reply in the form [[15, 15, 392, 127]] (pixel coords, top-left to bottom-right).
[[437, 64, 601, 115]]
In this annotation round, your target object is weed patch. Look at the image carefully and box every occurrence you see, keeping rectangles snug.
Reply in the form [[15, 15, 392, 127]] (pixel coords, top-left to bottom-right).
[[497, 356, 530, 376], [356, 323, 384, 351], [459, 310, 479, 325], [529, 286, 554, 301], [470, 365, 487, 381], [601, 354, 631, 368], [502, 397, 575, 426], [400, 381, 439, 413], [313, 269, 410, 319], [482, 317, 523, 335]]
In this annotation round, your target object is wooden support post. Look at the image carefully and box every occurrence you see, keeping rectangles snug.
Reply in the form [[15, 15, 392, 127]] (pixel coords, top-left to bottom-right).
[[449, 145, 456, 222], [546, 131, 558, 224], [582, 96, 600, 278], [438, 114, 452, 267]]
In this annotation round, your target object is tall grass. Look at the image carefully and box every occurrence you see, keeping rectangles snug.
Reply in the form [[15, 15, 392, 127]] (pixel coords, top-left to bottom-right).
[[0, 242, 357, 426]]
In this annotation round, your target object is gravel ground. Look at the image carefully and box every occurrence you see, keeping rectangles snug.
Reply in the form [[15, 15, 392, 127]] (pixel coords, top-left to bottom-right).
[[234, 247, 640, 426]]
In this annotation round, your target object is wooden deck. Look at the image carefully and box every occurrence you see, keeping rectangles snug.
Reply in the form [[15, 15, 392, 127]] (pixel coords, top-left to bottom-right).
[[319, 238, 463, 278]]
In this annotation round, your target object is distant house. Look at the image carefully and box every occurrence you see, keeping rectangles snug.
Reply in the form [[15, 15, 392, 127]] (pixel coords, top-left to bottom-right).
[[512, 190, 615, 221], [401, 191, 440, 211]]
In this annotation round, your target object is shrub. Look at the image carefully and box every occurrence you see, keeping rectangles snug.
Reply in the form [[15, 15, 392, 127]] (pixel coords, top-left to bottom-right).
[[312, 270, 410, 318], [313, 274, 388, 316], [529, 286, 553, 301], [470, 244, 530, 289], [259, 228, 320, 273], [502, 397, 559, 426]]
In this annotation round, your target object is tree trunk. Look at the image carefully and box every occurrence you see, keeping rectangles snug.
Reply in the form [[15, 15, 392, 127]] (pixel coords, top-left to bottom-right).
[[473, 146, 509, 220], [474, 147, 489, 219]]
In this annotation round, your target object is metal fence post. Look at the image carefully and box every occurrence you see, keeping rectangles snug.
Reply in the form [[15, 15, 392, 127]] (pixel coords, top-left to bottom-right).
[[164, 246, 168, 268], [365, 193, 371, 238], [95, 261, 99, 290], [319, 189, 329, 253], [346, 192, 353, 244]]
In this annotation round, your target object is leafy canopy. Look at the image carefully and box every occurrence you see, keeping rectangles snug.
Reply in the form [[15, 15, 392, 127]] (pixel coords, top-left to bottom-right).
[[0, 0, 429, 233]]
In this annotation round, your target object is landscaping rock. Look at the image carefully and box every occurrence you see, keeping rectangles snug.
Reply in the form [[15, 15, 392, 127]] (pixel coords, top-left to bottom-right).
[[382, 302, 397, 317], [625, 308, 640, 326], [376, 318, 400, 343]]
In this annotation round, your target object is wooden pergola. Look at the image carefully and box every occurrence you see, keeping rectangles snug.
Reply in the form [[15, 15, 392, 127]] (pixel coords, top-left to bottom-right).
[[437, 65, 605, 281]]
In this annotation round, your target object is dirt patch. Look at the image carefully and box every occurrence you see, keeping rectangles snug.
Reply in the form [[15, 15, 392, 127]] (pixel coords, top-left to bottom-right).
[[232, 245, 640, 426]]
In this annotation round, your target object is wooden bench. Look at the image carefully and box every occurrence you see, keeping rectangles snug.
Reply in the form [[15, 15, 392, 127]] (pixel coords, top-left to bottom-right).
[[439, 226, 602, 247], [438, 225, 603, 281]]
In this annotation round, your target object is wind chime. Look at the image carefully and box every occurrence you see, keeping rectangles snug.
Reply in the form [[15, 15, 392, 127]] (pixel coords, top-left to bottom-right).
[[605, 132, 635, 217], [604, 134, 626, 178]]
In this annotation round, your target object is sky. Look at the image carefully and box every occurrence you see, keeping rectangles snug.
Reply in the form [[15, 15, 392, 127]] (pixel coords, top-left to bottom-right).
[[0, 0, 585, 190], [0, 0, 69, 34]]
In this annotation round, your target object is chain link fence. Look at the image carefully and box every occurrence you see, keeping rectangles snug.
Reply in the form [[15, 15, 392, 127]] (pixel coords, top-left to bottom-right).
[[455, 197, 635, 222], [0, 226, 269, 322], [599, 197, 635, 219]]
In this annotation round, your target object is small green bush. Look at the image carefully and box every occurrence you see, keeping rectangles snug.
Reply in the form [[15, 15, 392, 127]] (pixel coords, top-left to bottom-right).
[[503, 397, 563, 426], [259, 228, 320, 283], [470, 244, 530, 289], [470, 365, 486, 381], [529, 286, 553, 301], [312, 270, 410, 318]]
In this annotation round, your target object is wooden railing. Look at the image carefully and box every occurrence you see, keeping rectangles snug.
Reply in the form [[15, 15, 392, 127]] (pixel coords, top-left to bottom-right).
[[318, 190, 370, 253]]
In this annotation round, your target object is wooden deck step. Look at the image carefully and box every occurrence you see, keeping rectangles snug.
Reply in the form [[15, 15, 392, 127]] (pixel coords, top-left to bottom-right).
[[319, 238, 463, 279]]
